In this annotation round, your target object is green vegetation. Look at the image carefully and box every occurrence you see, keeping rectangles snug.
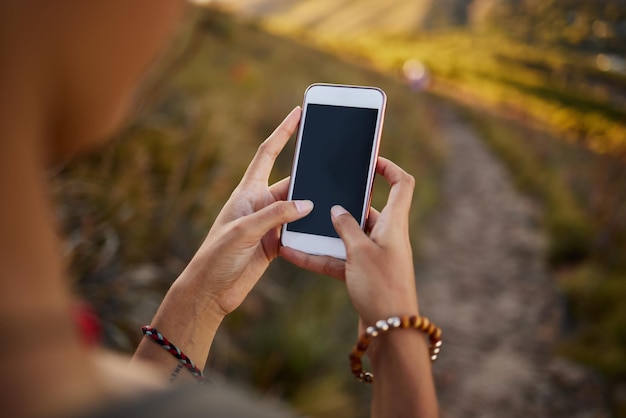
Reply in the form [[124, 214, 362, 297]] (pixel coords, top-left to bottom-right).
[[52, 8, 444, 417], [263, 26, 626, 157], [559, 264, 626, 377], [255, 0, 626, 156], [482, 0, 626, 53]]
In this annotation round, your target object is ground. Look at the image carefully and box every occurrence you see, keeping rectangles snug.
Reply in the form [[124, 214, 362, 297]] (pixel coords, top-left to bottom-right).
[[416, 102, 609, 417]]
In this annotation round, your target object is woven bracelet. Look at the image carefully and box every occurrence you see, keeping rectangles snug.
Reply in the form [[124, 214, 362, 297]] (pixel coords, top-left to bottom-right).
[[349, 315, 442, 383], [141, 325, 206, 383]]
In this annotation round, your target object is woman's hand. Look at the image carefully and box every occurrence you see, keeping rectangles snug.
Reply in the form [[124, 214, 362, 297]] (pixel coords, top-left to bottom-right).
[[133, 107, 313, 379], [280, 158, 438, 417], [177, 107, 312, 318], [280, 157, 419, 326]]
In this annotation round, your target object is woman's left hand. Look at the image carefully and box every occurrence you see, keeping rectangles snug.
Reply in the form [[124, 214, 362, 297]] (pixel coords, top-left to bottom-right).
[[176, 107, 312, 318]]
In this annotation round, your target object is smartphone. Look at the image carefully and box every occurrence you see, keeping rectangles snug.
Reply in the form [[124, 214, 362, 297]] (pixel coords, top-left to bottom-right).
[[281, 83, 387, 259]]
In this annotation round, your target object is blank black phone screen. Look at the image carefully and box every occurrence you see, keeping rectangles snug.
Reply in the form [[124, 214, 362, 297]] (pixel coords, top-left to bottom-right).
[[287, 103, 379, 238]]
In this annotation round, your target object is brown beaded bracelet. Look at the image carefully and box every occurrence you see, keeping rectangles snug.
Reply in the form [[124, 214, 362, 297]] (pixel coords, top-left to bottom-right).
[[348, 315, 442, 383]]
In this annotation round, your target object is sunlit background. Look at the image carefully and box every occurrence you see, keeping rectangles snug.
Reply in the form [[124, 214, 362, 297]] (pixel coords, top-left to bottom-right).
[[54, 1, 626, 417]]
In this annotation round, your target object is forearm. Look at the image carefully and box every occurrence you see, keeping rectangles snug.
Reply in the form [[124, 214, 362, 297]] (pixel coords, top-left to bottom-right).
[[370, 330, 439, 418], [131, 274, 224, 383]]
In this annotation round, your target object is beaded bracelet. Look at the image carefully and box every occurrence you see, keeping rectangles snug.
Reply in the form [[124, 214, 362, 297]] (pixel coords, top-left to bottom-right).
[[141, 326, 206, 383], [349, 315, 442, 383]]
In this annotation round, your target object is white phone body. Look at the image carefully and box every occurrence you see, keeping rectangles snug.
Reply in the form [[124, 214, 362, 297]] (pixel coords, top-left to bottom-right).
[[281, 83, 386, 259]]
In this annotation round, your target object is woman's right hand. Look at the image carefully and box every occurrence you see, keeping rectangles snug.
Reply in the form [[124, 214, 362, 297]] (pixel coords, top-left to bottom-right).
[[280, 156, 420, 326]]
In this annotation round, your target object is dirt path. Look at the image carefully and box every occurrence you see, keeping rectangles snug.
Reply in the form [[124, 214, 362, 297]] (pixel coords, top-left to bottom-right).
[[415, 105, 608, 417]]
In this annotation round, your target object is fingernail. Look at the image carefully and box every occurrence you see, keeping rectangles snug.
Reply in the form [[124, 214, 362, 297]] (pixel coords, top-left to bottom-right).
[[294, 200, 314, 214], [331, 205, 348, 218]]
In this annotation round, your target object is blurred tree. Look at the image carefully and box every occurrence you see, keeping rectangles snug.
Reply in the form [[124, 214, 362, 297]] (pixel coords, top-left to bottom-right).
[[481, 0, 626, 52]]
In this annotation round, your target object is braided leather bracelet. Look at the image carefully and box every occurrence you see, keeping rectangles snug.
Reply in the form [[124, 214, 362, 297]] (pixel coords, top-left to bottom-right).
[[141, 326, 206, 383], [349, 315, 442, 383]]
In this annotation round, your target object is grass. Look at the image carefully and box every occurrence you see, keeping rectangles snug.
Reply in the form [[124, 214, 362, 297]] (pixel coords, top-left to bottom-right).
[[558, 264, 626, 377], [260, 19, 626, 157], [51, 7, 445, 417]]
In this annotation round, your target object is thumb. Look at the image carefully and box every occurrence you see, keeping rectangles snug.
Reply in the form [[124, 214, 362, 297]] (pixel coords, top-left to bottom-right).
[[330, 205, 369, 252], [240, 200, 313, 241]]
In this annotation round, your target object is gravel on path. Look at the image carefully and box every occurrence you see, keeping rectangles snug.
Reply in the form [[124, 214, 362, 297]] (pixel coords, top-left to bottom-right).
[[415, 105, 609, 418]]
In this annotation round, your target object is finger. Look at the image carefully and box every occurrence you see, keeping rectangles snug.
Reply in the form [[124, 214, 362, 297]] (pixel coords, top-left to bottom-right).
[[279, 247, 346, 280], [243, 107, 301, 183], [236, 199, 312, 242], [330, 205, 369, 252], [376, 157, 415, 218], [268, 177, 290, 201], [364, 207, 380, 234]]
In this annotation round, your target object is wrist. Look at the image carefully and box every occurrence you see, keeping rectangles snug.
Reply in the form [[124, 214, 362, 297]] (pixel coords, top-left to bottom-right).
[[368, 326, 428, 365], [137, 278, 224, 377], [175, 249, 234, 319], [349, 315, 442, 384], [158, 277, 226, 335], [351, 270, 420, 326], [358, 301, 420, 328]]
